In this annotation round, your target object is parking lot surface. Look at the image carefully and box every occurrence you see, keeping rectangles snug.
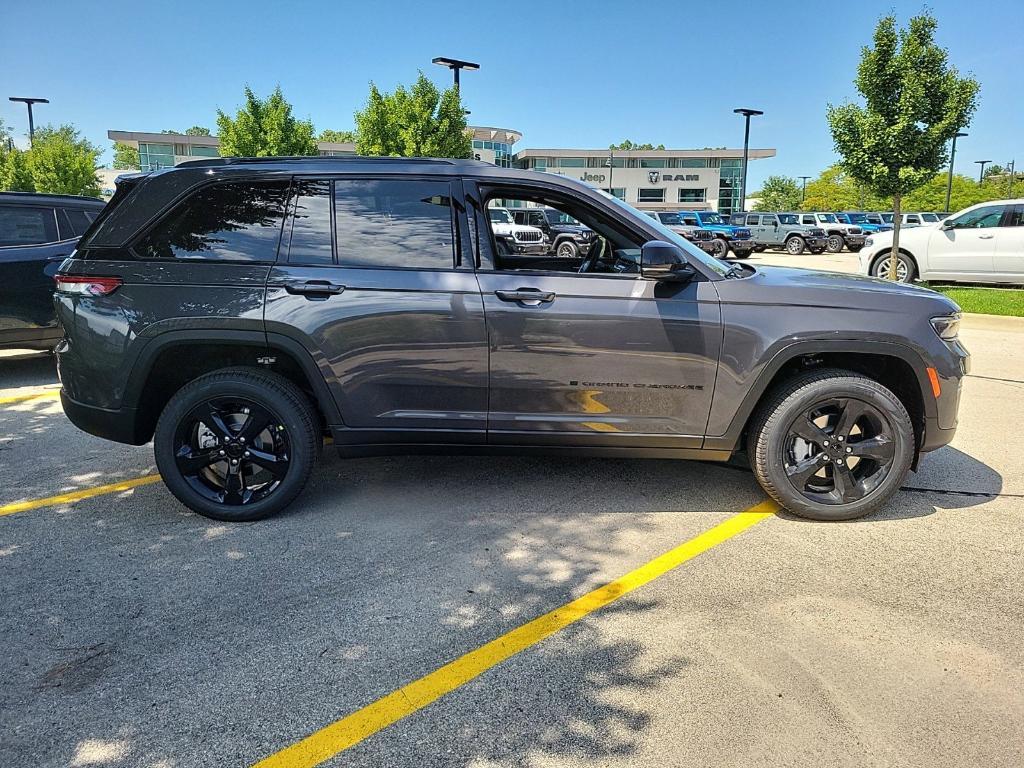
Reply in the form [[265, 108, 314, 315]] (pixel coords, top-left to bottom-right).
[[1, 311, 1022, 767]]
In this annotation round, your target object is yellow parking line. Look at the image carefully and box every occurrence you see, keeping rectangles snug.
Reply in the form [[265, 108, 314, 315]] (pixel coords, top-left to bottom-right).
[[0, 474, 162, 517], [251, 500, 778, 768], [0, 389, 62, 406]]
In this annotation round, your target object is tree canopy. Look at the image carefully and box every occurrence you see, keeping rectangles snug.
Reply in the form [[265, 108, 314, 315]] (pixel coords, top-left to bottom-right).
[[0, 124, 101, 196], [112, 141, 141, 170], [216, 86, 317, 157], [354, 73, 470, 158], [318, 129, 357, 144], [609, 140, 666, 151], [752, 176, 803, 211]]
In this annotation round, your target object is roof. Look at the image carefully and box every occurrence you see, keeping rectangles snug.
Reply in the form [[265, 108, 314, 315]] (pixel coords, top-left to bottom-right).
[[515, 147, 776, 159], [172, 155, 496, 170], [0, 191, 105, 206]]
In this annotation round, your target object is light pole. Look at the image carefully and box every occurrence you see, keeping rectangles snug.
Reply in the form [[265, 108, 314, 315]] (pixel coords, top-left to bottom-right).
[[605, 150, 614, 196], [8, 96, 49, 145], [975, 159, 991, 184], [733, 108, 763, 212], [1008, 159, 1016, 197], [799, 175, 811, 203], [945, 132, 967, 212], [431, 57, 480, 92]]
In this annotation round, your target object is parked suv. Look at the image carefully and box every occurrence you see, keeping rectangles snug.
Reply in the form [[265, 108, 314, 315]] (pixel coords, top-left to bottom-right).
[[642, 211, 717, 255], [511, 207, 594, 258], [487, 206, 547, 254], [676, 210, 755, 259], [731, 212, 828, 254], [794, 212, 867, 253], [56, 157, 968, 524], [835, 212, 892, 234], [0, 192, 105, 351]]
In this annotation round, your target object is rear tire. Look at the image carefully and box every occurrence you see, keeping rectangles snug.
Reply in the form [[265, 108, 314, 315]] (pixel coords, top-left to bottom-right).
[[747, 369, 914, 521], [154, 368, 320, 522]]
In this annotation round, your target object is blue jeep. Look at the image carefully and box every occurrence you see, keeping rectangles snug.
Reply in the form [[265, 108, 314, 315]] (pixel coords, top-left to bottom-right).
[[835, 212, 892, 234], [677, 210, 755, 259]]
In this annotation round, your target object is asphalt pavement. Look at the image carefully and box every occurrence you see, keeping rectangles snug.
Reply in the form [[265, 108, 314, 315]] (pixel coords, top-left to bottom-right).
[[0, 308, 1021, 768]]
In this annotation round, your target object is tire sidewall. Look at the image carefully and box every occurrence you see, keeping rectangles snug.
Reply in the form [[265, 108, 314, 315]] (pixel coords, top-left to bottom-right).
[[755, 376, 914, 521], [825, 234, 844, 253], [556, 239, 579, 258], [154, 373, 317, 522], [786, 236, 805, 255]]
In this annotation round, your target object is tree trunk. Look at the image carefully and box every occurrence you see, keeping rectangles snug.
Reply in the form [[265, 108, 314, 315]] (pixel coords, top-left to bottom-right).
[[888, 192, 902, 281]]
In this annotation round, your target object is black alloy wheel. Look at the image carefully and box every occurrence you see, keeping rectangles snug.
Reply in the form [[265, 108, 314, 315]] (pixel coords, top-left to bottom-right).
[[782, 397, 895, 505]]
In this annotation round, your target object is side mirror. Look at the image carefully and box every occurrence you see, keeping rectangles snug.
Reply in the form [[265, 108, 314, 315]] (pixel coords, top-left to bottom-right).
[[641, 241, 695, 283], [940, 219, 955, 230]]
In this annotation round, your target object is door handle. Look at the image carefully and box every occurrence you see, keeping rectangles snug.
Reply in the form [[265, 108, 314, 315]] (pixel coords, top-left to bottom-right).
[[284, 280, 345, 297], [977, 234, 995, 239], [495, 288, 555, 306]]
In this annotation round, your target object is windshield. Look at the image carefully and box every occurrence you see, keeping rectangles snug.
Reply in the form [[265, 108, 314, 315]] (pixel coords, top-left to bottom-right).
[[657, 212, 683, 226], [597, 191, 730, 277], [921, 213, 939, 222], [544, 210, 581, 226], [816, 213, 838, 223], [846, 213, 868, 224], [488, 209, 513, 225], [697, 212, 725, 224], [778, 214, 799, 224], [881, 213, 894, 223]]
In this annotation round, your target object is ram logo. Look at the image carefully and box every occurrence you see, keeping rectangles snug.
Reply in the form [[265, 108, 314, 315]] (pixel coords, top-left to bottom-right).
[[648, 171, 660, 184]]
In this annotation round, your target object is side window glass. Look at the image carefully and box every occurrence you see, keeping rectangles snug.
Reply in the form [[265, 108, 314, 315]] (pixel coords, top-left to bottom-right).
[[948, 205, 1005, 229], [1008, 206, 1024, 227], [60, 208, 94, 238], [761, 215, 777, 226], [802, 215, 815, 225], [906, 215, 920, 224], [334, 179, 455, 269], [746, 215, 759, 226], [286, 180, 333, 265], [0, 205, 57, 246], [135, 181, 290, 261]]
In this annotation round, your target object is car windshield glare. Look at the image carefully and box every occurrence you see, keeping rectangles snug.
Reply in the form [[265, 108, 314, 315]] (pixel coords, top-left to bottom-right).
[[597, 191, 729, 276], [817, 213, 838, 223]]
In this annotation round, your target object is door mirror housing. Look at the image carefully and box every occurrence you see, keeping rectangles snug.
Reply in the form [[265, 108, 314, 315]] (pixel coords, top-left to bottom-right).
[[641, 241, 696, 283], [940, 219, 955, 230]]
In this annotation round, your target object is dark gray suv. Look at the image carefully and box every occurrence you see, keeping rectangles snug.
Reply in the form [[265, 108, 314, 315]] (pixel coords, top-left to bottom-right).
[[55, 157, 969, 523]]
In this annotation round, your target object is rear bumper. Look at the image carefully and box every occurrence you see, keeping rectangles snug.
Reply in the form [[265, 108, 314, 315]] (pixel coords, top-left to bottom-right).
[[61, 391, 145, 445]]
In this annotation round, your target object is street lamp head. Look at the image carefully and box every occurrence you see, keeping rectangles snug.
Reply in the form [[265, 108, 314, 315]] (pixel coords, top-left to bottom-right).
[[733, 108, 764, 117], [955, 131, 968, 138], [431, 57, 480, 71], [8, 97, 49, 105], [974, 159, 992, 164]]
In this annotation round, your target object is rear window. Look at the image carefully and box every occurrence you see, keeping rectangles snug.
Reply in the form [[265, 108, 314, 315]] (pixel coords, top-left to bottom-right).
[[59, 208, 95, 239], [333, 179, 455, 270], [0, 205, 57, 246], [134, 180, 290, 261]]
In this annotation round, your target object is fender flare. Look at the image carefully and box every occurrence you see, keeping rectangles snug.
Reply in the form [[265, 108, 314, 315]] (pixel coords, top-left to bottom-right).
[[703, 338, 935, 452]]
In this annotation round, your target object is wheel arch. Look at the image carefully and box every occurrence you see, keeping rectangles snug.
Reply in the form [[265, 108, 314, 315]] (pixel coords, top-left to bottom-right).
[[123, 330, 341, 444], [705, 341, 934, 462]]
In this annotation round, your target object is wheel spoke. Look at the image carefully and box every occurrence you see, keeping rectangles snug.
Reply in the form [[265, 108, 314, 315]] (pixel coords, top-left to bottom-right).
[[786, 454, 824, 488], [833, 398, 868, 439], [246, 447, 289, 479], [848, 435, 895, 462], [237, 404, 275, 444], [791, 415, 830, 446], [831, 461, 863, 503], [176, 447, 221, 475], [223, 462, 246, 505], [199, 402, 234, 442]]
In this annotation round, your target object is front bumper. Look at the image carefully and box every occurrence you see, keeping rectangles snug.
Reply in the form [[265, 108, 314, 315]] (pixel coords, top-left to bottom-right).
[[688, 239, 718, 254], [511, 241, 548, 255], [729, 239, 755, 252], [844, 234, 866, 247], [806, 236, 827, 250]]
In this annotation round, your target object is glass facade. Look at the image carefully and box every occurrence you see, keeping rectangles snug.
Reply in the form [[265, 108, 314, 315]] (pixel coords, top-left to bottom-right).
[[678, 188, 707, 203], [138, 142, 175, 171], [472, 139, 514, 167], [717, 158, 742, 215]]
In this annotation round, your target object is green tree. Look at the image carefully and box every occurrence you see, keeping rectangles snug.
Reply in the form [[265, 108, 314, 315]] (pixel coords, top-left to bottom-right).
[[318, 129, 357, 143], [354, 73, 471, 158], [216, 85, 317, 157], [1, 148, 35, 192], [752, 175, 803, 211], [609, 140, 665, 151], [827, 13, 979, 279], [185, 126, 211, 136], [112, 141, 140, 170], [800, 165, 889, 211], [26, 124, 100, 196]]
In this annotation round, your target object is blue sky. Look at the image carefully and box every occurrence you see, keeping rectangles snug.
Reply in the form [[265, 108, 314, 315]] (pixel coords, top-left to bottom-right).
[[1, 0, 1020, 189]]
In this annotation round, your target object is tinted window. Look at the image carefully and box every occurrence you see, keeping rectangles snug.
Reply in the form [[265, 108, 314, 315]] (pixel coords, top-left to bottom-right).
[[746, 215, 760, 226], [1008, 205, 1024, 227], [802, 215, 815, 225], [334, 179, 454, 269], [761, 215, 778, 226], [948, 205, 1005, 229], [61, 208, 94, 238], [0, 205, 57, 246], [136, 181, 290, 261], [286, 180, 333, 265]]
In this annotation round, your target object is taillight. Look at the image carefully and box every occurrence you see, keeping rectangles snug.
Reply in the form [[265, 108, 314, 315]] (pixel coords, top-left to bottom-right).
[[54, 275, 123, 296]]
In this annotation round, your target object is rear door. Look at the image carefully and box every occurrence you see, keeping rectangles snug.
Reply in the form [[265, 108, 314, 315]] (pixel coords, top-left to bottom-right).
[[993, 204, 1024, 281], [925, 204, 1004, 279], [265, 175, 488, 443], [0, 203, 68, 345]]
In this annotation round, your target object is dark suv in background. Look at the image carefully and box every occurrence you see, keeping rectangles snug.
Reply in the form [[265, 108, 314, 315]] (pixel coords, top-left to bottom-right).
[[56, 158, 967, 523], [511, 206, 595, 257], [0, 192, 105, 351]]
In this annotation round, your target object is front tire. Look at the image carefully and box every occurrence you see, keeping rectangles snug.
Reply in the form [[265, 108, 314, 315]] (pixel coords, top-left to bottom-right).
[[747, 369, 914, 521], [708, 237, 729, 259], [785, 236, 806, 255], [556, 239, 579, 259], [871, 252, 916, 283], [753, 245, 766, 253], [154, 368, 320, 521], [825, 234, 845, 253]]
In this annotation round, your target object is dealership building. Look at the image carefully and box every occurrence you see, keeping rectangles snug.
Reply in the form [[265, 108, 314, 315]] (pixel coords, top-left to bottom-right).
[[108, 126, 774, 214]]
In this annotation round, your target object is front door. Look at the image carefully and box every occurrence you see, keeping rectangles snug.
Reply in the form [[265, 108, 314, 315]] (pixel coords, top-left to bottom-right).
[[265, 176, 488, 442], [468, 184, 721, 448], [925, 203, 1005, 279]]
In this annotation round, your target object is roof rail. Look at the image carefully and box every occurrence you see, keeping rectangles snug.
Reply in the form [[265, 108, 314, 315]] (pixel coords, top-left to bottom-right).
[[174, 155, 489, 169]]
